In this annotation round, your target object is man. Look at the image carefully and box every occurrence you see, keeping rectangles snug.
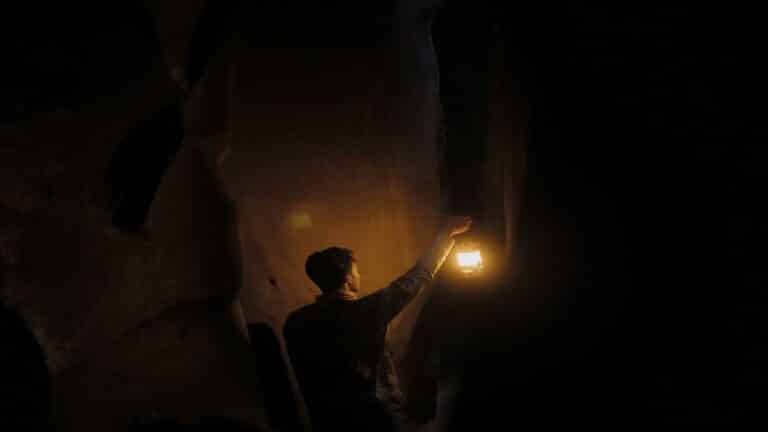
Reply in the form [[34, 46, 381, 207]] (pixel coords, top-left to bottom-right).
[[284, 216, 472, 431]]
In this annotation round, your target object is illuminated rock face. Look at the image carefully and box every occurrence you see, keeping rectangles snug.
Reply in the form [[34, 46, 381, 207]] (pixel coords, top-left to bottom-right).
[[229, 2, 443, 337], [1, 1, 446, 429], [227, 4, 447, 424]]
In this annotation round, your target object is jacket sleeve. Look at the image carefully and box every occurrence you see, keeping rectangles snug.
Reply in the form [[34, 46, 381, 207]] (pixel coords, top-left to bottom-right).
[[358, 234, 455, 324]]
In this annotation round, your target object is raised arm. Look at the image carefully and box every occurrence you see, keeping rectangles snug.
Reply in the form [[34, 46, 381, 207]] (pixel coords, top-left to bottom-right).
[[358, 216, 472, 324]]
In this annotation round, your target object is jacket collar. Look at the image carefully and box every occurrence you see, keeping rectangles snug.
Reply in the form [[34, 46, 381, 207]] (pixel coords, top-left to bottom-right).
[[316, 290, 358, 302]]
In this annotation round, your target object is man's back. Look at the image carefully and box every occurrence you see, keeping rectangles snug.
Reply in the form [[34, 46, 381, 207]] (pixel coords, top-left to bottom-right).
[[285, 298, 387, 403], [284, 267, 433, 431]]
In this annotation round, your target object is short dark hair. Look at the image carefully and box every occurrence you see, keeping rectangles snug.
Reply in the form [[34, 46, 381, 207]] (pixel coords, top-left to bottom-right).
[[305, 247, 355, 293]]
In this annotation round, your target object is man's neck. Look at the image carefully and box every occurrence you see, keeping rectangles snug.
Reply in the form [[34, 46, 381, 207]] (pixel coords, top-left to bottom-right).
[[317, 289, 358, 301]]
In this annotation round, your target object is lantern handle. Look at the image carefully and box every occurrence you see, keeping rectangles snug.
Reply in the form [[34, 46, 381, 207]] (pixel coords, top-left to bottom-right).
[[439, 215, 473, 238]]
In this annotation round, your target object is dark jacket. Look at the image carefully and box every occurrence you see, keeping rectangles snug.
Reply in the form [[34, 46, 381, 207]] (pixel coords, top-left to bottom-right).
[[284, 266, 433, 431]]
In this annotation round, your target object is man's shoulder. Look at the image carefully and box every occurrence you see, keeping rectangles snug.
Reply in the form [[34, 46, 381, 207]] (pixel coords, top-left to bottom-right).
[[285, 302, 312, 322], [284, 301, 322, 335]]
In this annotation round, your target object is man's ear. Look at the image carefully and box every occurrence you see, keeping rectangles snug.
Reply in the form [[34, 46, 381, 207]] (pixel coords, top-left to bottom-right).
[[342, 272, 354, 290]]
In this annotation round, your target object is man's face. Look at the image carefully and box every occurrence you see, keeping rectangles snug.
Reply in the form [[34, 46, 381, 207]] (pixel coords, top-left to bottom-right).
[[345, 262, 361, 296]]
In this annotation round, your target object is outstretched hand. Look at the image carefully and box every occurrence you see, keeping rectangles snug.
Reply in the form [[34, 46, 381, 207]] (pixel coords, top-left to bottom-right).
[[440, 216, 473, 238]]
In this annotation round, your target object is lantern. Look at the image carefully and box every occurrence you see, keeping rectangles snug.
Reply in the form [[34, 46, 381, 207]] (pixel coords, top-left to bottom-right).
[[455, 244, 483, 274]]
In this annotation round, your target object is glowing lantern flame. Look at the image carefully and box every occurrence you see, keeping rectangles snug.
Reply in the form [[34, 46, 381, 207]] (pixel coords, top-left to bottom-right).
[[457, 250, 483, 273]]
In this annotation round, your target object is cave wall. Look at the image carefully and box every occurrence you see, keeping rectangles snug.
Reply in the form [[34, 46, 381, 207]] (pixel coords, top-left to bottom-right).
[[1, 2, 267, 429], [1, 1, 458, 430]]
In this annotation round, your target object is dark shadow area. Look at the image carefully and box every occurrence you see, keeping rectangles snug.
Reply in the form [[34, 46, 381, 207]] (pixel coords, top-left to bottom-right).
[[0, 3, 159, 124], [0, 302, 51, 429], [130, 415, 263, 431], [185, 0, 243, 86], [247, 323, 303, 432], [431, 1, 768, 428], [109, 0, 241, 232], [109, 101, 184, 231], [433, 1, 490, 217]]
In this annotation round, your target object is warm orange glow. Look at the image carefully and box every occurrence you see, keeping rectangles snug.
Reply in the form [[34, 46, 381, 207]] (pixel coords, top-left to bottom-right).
[[457, 250, 483, 272], [289, 211, 313, 230]]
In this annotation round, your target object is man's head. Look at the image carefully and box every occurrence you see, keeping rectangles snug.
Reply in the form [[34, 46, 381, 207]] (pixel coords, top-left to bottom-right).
[[305, 247, 360, 296]]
